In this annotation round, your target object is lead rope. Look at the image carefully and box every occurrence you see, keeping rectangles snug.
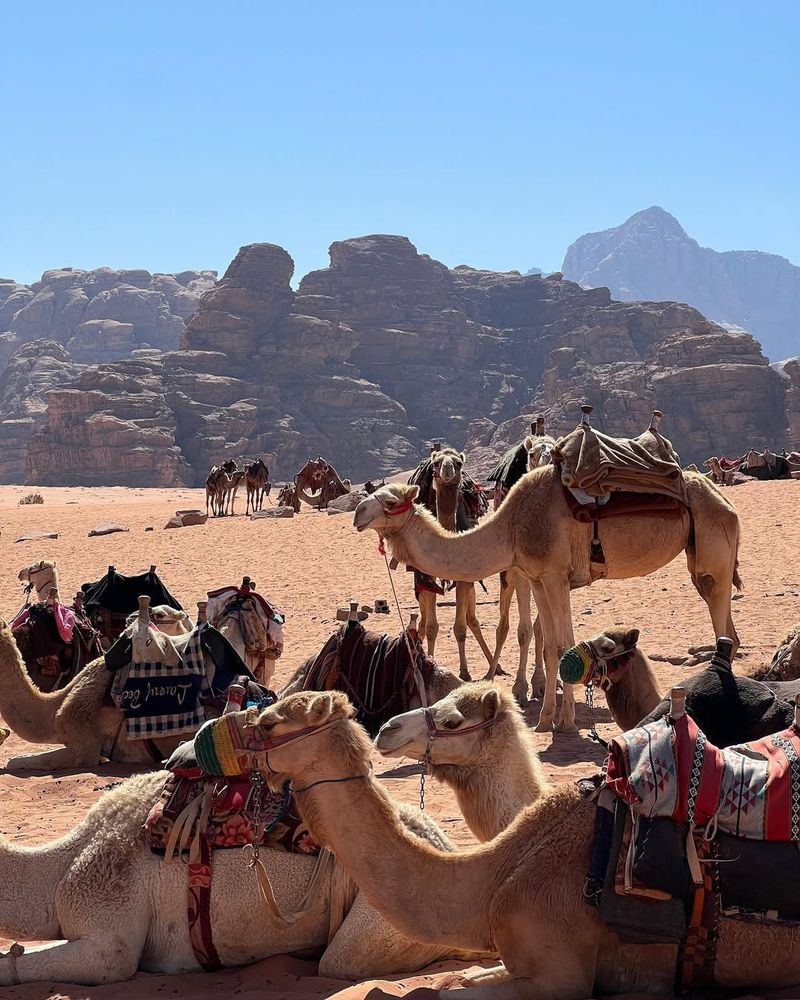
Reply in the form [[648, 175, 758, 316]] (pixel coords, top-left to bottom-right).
[[584, 680, 610, 750]]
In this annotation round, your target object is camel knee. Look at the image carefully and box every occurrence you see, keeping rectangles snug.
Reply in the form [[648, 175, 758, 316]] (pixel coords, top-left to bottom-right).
[[453, 623, 468, 645]]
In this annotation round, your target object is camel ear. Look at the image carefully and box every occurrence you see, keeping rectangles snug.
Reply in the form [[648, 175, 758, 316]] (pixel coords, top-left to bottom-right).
[[623, 628, 640, 649], [405, 484, 420, 501], [524, 435, 534, 450], [481, 688, 501, 720], [309, 692, 337, 723], [459, 452, 465, 463]]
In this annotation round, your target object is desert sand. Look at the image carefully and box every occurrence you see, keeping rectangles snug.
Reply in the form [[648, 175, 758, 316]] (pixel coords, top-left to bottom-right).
[[1, 479, 799, 1000]]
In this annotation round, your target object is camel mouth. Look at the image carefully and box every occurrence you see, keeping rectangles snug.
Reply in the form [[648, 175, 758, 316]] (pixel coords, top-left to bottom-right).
[[355, 523, 368, 532]]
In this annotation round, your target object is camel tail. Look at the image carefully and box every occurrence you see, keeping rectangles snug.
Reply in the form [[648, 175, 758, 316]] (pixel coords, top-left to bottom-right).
[[733, 562, 743, 592]]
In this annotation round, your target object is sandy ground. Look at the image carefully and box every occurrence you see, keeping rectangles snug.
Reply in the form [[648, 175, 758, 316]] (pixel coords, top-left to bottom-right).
[[0, 480, 799, 999]]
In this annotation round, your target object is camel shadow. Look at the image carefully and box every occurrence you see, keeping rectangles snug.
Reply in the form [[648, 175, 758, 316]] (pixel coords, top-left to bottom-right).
[[377, 762, 423, 780]]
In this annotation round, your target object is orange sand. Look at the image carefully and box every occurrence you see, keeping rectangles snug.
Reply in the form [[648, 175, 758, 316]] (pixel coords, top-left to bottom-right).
[[1, 480, 799, 999]]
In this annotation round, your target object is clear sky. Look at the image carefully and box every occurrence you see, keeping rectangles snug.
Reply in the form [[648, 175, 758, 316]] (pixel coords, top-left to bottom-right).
[[2, 0, 798, 286]]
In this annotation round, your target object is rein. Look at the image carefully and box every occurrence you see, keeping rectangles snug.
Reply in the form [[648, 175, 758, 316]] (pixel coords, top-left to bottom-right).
[[580, 644, 637, 749]]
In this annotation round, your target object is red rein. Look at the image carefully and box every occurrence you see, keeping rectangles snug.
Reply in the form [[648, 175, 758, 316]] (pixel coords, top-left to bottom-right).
[[378, 499, 415, 555]]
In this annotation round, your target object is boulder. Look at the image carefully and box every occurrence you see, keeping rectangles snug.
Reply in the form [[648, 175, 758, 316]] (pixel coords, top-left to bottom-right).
[[165, 509, 208, 528], [326, 491, 368, 514], [16, 530, 59, 542], [250, 506, 295, 519], [88, 522, 129, 536]]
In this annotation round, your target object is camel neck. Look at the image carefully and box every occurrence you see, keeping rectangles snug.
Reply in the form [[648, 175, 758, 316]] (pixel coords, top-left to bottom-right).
[[433, 481, 459, 532], [604, 653, 662, 731], [0, 628, 59, 741], [386, 507, 514, 583], [295, 773, 498, 950], [434, 733, 549, 841]]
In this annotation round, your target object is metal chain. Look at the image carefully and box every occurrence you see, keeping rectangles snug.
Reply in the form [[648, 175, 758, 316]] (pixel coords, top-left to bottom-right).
[[419, 752, 430, 811], [247, 770, 266, 867]]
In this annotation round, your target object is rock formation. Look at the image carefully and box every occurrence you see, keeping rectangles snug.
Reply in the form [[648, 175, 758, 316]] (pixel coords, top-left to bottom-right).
[[17, 236, 799, 486], [562, 206, 800, 361]]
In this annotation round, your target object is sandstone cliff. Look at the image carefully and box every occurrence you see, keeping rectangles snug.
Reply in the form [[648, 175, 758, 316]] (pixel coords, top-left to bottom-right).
[[562, 207, 800, 361], [23, 237, 798, 486]]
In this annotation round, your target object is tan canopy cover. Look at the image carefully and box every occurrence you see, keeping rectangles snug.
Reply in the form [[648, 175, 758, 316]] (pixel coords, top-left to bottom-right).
[[554, 423, 687, 504]]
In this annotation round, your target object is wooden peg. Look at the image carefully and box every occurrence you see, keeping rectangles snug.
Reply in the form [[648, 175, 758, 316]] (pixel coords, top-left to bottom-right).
[[138, 595, 151, 621], [649, 409, 663, 432], [149, 564, 156, 575], [240, 576, 252, 594], [74, 591, 84, 613], [669, 686, 686, 720], [408, 612, 419, 631], [196, 600, 208, 623], [108, 565, 116, 575], [536, 415, 545, 436], [580, 404, 593, 426], [348, 600, 359, 622]]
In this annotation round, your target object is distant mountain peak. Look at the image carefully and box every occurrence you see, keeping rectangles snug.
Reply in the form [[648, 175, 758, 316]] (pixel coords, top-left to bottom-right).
[[562, 209, 798, 360]]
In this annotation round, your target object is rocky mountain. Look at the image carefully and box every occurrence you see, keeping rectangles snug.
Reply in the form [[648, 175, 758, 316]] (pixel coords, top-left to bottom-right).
[[562, 207, 800, 361], [0, 266, 217, 367], [22, 236, 797, 487]]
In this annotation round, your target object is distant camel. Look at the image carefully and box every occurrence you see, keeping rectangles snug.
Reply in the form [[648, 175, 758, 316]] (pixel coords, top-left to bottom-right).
[[245, 458, 271, 514]]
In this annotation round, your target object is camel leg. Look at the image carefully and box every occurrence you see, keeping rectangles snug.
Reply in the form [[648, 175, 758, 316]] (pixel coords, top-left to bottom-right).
[[539, 575, 577, 734], [486, 572, 514, 681], [530, 580, 557, 732], [0, 935, 142, 986], [453, 584, 472, 681], [512, 578, 534, 706], [6, 745, 102, 771], [530, 613, 545, 701], [463, 583, 494, 672], [417, 589, 439, 657]]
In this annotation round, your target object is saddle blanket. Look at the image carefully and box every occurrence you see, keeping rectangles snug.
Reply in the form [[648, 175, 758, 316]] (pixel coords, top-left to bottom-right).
[[606, 712, 800, 841]]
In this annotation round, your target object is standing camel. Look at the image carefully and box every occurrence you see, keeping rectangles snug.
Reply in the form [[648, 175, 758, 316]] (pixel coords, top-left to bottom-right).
[[488, 429, 557, 703], [239, 690, 800, 999], [245, 458, 271, 514], [353, 467, 741, 733], [411, 446, 493, 681]]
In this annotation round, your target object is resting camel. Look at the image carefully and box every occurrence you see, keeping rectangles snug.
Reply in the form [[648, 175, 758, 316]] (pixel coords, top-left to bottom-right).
[[276, 483, 301, 512], [233, 689, 800, 999], [749, 624, 800, 681], [413, 447, 493, 681], [488, 432, 557, 703], [376, 681, 549, 841], [294, 458, 349, 510], [17, 559, 61, 603], [245, 457, 271, 514], [566, 626, 800, 745], [0, 767, 485, 986], [353, 469, 741, 734]]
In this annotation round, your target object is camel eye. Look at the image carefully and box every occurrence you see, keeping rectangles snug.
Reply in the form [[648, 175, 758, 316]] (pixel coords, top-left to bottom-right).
[[442, 718, 461, 730]]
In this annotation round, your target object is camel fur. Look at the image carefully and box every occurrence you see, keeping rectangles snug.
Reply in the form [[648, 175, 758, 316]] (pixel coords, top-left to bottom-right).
[[376, 681, 549, 841], [0, 768, 480, 985], [252, 689, 800, 1000], [353, 469, 742, 734]]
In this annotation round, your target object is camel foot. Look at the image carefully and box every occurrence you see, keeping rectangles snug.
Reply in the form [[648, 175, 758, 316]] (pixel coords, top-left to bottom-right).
[[511, 683, 529, 708], [554, 719, 579, 735], [494, 664, 509, 677], [534, 719, 554, 733], [459, 670, 472, 682]]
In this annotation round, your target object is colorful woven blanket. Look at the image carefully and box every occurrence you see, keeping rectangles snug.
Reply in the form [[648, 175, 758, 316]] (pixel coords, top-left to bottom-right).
[[606, 713, 800, 840]]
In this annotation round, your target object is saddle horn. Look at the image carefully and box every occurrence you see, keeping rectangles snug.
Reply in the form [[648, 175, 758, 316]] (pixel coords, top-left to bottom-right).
[[74, 590, 84, 613], [711, 637, 734, 670], [137, 595, 151, 622], [240, 576, 252, 594], [408, 611, 419, 633], [580, 404, 593, 427], [669, 686, 686, 721], [196, 600, 208, 623], [649, 409, 663, 433], [149, 564, 156, 576], [536, 414, 545, 436]]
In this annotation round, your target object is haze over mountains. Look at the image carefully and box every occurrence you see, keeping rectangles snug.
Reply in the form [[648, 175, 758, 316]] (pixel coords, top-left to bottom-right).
[[562, 207, 800, 362]]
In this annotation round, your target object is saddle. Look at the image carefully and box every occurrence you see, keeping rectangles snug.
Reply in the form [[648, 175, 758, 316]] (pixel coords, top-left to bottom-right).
[[302, 621, 434, 736], [588, 711, 800, 989], [562, 488, 686, 523]]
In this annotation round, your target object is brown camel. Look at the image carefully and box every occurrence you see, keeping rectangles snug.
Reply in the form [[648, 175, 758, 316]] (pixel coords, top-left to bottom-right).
[[250, 689, 800, 999], [487, 432, 558, 703], [276, 483, 301, 511], [376, 681, 549, 840], [294, 458, 349, 510], [413, 446, 493, 681], [245, 457, 271, 514], [750, 625, 800, 681], [353, 467, 741, 733]]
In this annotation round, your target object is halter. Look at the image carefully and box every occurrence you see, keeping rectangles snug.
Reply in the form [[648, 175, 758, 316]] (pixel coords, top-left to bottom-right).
[[417, 707, 505, 810], [377, 498, 415, 555], [580, 643, 636, 748]]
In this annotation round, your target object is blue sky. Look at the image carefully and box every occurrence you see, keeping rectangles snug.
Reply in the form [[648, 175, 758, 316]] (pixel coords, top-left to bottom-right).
[[2, 1, 798, 285]]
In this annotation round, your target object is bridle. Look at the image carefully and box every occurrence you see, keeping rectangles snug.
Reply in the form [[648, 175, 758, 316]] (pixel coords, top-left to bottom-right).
[[376, 497, 415, 555], [578, 642, 637, 748], [417, 707, 505, 810]]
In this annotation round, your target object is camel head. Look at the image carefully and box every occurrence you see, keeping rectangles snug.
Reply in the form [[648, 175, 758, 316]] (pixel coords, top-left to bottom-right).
[[247, 690, 370, 791], [430, 447, 464, 488], [376, 681, 510, 766], [558, 626, 640, 687], [353, 483, 419, 533], [524, 434, 557, 471]]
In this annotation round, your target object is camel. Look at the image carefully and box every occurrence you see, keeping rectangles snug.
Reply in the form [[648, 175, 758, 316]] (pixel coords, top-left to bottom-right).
[[294, 458, 349, 510], [245, 458, 271, 514], [0, 765, 487, 986], [276, 483, 301, 512], [353, 467, 742, 734], [376, 681, 549, 841], [413, 446, 493, 681], [563, 626, 800, 745], [17, 559, 59, 603], [750, 625, 800, 681], [246, 689, 800, 998], [487, 431, 558, 704]]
